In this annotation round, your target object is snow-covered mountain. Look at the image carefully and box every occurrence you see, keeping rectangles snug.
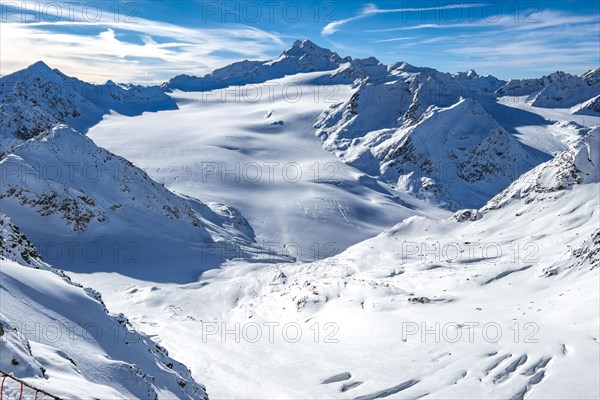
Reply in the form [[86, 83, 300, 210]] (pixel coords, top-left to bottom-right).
[[164, 39, 347, 91], [1, 40, 598, 399], [314, 64, 532, 208], [342, 98, 536, 208], [0, 61, 177, 153], [496, 69, 600, 109], [0, 124, 270, 281], [0, 214, 207, 399], [484, 128, 599, 210], [161, 40, 598, 210], [312, 56, 598, 209]]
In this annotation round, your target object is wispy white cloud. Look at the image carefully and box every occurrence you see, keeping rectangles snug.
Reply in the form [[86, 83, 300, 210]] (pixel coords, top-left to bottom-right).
[[365, 8, 599, 77], [370, 22, 480, 32], [396, 36, 451, 47], [0, 1, 285, 84], [321, 3, 484, 36], [369, 9, 598, 32], [321, 4, 379, 36], [373, 36, 418, 43]]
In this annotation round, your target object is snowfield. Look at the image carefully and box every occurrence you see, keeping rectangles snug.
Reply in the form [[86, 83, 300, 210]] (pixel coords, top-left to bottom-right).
[[72, 133, 600, 399], [1, 40, 599, 399], [87, 70, 444, 262]]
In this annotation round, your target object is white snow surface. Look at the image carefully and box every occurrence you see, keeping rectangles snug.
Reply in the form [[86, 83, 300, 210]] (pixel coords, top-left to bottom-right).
[[0, 61, 176, 154], [88, 71, 441, 261], [0, 214, 207, 399], [1, 41, 599, 399], [74, 132, 600, 399], [0, 125, 270, 282]]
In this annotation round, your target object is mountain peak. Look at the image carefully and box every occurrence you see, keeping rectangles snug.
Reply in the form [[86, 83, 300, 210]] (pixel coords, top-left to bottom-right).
[[283, 39, 337, 59], [26, 60, 55, 75], [291, 38, 317, 48], [0, 60, 63, 86]]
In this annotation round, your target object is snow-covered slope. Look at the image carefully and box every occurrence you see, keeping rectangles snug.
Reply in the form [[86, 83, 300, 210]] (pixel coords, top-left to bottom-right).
[[0, 214, 207, 399], [90, 70, 444, 262], [314, 58, 599, 208], [0, 125, 268, 281], [484, 128, 599, 210], [310, 60, 547, 208], [0, 61, 177, 153], [573, 95, 600, 116], [2, 41, 598, 399], [81, 129, 599, 399], [0, 214, 45, 269], [317, 63, 505, 145]]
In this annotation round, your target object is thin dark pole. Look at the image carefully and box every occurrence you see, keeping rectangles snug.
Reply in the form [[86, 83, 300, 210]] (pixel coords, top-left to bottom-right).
[[0, 371, 63, 400]]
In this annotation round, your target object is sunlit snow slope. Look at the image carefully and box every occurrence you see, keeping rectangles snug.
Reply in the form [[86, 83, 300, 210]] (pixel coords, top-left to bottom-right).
[[88, 71, 440, 261], [77, 131, 599, 399]]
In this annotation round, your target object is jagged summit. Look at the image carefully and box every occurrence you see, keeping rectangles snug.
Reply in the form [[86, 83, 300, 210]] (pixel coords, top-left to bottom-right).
[[457, 69, 479, 79], [268, 38, 343, 70], [284, 39, 327, 55], [388, 61, 436, 76], [279, 39, 342, 62], [164, 39, 346, 91]]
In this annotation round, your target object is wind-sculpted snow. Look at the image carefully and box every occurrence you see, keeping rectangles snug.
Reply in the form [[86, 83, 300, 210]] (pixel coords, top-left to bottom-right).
[[0, 61, 177, 153], [0, 217, 208, 399]]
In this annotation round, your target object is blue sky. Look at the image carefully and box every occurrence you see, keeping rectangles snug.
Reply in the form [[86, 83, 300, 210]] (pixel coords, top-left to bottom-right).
[[1, 0, 598, 83]]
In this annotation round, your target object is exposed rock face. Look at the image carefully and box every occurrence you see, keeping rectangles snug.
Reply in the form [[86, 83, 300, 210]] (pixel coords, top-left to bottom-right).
[[484, 129, 599, 210]]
